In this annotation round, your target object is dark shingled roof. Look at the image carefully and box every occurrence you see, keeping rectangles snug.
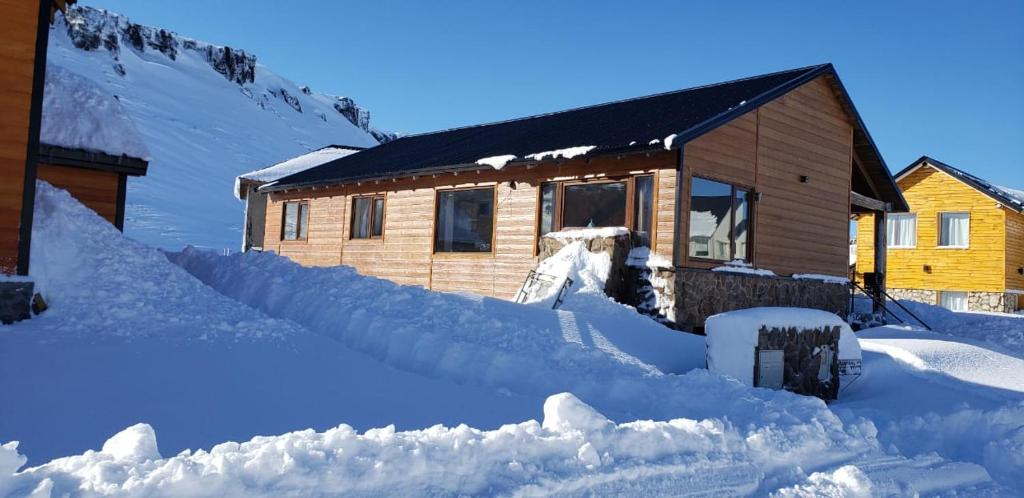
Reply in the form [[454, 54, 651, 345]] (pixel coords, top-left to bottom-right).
[[265, 63, 907, 211], [896, 156, 1024, 213]]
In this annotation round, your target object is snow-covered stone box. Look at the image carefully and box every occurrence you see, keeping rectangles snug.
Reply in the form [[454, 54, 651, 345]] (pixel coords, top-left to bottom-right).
[[705, 308, 861, 401], [0, 279, 34, 325]]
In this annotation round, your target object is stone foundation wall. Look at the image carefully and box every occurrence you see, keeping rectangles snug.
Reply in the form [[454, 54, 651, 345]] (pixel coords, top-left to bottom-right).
[[757, 325, 841, 401], [888, 287, 1018, 313], [0, 280, 34, 324], [673, 269, 848, 331]]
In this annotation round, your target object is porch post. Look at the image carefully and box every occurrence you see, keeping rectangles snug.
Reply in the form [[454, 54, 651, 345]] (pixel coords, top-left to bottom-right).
[[872, 209, 887, 313]]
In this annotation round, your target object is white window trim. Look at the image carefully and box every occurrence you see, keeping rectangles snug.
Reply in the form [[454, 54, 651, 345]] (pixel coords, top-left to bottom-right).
[[886, 213, 917, 249], [937, 211, 970, 249]]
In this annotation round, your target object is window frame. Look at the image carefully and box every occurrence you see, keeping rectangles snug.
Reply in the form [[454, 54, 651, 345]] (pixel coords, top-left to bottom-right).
[[350, 194, 386, 240], [937, 211, 970, 249], [685, 175, 753, 264], [886, 213, 918, 249], [939, 290, 969, 312], [280, 200, 309, 242], [432, 185, 497, 256], [534, 174, 656, 254]]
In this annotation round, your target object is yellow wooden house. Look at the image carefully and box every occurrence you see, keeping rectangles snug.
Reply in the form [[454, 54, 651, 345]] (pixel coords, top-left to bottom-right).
[[855, 156, 1024, 313]]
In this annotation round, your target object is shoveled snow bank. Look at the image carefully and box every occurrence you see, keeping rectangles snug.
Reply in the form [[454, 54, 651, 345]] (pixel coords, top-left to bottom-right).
[[41, 64, 150, 160], [2, 183, 538, 464], [0, 393, 998, 497], [705, 308, 860, 386]]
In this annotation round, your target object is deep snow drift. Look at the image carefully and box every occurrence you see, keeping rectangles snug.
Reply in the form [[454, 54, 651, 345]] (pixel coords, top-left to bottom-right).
[[1, 185, 1019, 495], [46, 6, 384, 251]]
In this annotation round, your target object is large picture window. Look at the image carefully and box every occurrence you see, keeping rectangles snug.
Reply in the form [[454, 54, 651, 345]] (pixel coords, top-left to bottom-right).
[[351, 196, 385, 239], [938, 212, 969, 248], [886, 213, 917, 248], [281, 201, 308, 241], [562, 182, 627, 228], [435, 187, 494, 253], [688, 177, 751, 262]]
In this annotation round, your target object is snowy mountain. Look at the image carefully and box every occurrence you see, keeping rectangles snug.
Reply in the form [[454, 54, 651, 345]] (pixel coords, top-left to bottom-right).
[[45, 5, 393, 250]]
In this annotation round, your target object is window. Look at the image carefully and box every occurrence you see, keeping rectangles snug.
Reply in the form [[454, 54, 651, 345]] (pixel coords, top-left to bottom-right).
[[938, 212, 969, 248], [435, 187, 494, 253], [886, 213, 917, 248], [351, 196, 385, 239], [688, 177, 751, 262], [562, 182, 627, 228], [633, 175, 654, 241], [281, 201, 308, 241], [538, 183, 557, 238], [939, 291, 968, 312]]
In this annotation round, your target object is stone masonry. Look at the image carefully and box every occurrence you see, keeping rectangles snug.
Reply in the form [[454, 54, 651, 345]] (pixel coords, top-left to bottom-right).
[[888, 287, 1018, 313]]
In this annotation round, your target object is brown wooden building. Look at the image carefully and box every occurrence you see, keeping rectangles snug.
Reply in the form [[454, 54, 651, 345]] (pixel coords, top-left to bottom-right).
[[256, 64, 907, 328]]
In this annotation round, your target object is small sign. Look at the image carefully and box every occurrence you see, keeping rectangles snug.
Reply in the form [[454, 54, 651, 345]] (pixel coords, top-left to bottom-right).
[[757, 349, 784, 390], [839, 359, 862, 376]]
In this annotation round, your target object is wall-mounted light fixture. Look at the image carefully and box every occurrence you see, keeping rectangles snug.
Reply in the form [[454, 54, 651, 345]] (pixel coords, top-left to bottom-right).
[[799, 175, 810, 184], [1018, 266, 1023, 275], [924, 265, 932, 273], [754, 191, 763, 202]]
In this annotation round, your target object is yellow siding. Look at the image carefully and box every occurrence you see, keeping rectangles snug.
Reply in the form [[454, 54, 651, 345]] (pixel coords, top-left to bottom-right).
[[1007, 210, 1024, 291], [856, 164, 1007, 292]]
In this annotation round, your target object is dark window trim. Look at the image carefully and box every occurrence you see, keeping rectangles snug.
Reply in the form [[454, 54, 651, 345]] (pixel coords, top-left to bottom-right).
[[280, 200, 309, 242], [432, 185, 497, 255], [350, 194, 386, 240], [686, 175, 753, 265]]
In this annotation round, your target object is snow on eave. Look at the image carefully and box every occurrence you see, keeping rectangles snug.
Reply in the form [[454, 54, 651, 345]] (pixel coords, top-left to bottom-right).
[[525, 146, 596, 162], [475, 154, 517, 170], [41, 63, 151, 161], [235, 146, 362, 199], [899, 159, 1024, 213]]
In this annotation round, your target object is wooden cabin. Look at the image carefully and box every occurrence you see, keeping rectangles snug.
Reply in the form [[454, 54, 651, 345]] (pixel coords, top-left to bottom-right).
[[855, 157, 1024, 313], [256, 64, 908, 329], [236, 145, 363, 252], [37, 144, 149, 230]]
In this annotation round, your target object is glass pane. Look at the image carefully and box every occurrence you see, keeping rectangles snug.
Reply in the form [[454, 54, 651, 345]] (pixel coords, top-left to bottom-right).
[[733, 189, 750, 261], [634, 176, 654, 240], [539, 183, 556, 237], [562, 182, 626, 228], [297, 203, 308, 240], [940, 291, 967, 311], [283, 202, 298, 240], [886, 214, 916, 247], [352, 198, 370, 239], [939, 213, 969, 247], [688, 177, 733, 261], [435, 188, 494, 252], [372, 198, 385, 237]]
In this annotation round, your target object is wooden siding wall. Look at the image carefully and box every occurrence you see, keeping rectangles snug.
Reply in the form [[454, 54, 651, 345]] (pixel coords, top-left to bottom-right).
[[264, 151, 677, 299], [1004, 210, 1024, 291], [680, 76, 853, 276], [855, 166, 1007, 292], [0, 0, 43, 273], [37, 164, 121, 225]]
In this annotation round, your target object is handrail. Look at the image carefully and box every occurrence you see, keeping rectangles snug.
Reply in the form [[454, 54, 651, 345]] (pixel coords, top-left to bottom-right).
[[850, 281, 932, 330]]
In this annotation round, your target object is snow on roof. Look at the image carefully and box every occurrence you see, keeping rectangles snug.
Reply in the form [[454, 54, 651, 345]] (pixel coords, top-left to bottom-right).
[[994, 185, 1024, 206], [235, 146, 362, 198], [40, 64, 150, 160]]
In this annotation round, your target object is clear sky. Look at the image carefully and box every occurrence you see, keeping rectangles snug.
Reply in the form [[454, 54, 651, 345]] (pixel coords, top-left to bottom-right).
[[89, 0, 1023, 187]]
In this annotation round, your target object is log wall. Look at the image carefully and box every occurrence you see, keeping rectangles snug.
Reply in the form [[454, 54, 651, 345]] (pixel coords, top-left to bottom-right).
[[37, 164, 122, 225]]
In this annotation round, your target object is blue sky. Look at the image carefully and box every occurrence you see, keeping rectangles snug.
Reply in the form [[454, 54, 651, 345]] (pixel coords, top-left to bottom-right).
[[90, 0, 1023, 187]]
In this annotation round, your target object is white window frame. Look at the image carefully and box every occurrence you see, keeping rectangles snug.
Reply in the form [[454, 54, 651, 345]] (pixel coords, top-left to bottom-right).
[[886, 213, 917, 249], [937, 212, 970, 249]]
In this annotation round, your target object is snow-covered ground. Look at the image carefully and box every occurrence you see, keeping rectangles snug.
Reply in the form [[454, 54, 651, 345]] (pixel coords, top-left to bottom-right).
[[1, 184, 1022, 496], [45, 6, 383, 251]]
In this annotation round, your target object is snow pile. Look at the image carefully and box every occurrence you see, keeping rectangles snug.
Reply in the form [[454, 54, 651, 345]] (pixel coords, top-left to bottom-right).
[[663, 133, 678, 150], [626, 246, 673, 269], [41, 63, 150, 160], [526, 145, 596, 162], [874, 298, 1024, 357], [771, 466, 873, 498], [234, 145, 361, 198], [712, 260, 777, 277], [543, 227, 630, 242], [48, 6, 382, 251], [2, 183, 539, 464], [527, 241, 611, 306], [475, 154, 517, 170], [705, 308, 859, 386], [792, 273, 849, 284]]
